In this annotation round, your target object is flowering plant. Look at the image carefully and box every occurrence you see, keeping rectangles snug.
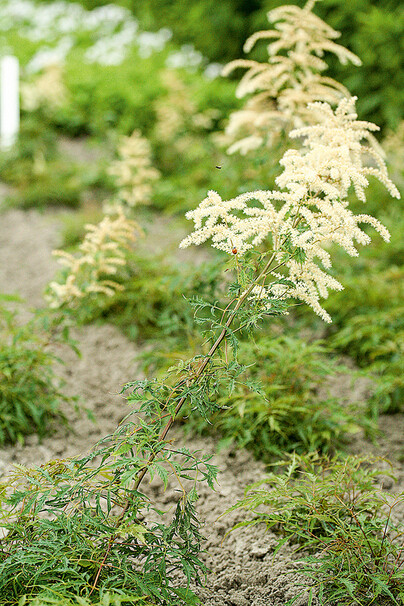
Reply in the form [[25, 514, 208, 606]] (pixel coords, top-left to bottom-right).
[[0, 2, 400, 597], [47, 128, 161, 310], [181, 98, 399, 322], [5, 96, 396, 605], [47, 208, 140, 309], [107, 130, 160, 211]]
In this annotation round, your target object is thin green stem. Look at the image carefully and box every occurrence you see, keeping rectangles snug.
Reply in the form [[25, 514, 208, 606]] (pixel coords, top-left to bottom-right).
[[121, 251, 279, 510]]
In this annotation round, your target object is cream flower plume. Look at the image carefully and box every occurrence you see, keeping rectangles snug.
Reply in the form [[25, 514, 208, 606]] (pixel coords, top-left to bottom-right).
[[222, 0, 361, 155], [47, 208, 139, 308], [181, 98, 400, 322]]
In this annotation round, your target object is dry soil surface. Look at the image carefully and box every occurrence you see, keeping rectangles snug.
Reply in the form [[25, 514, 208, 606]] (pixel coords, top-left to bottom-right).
[[0, 207, 402, 606]]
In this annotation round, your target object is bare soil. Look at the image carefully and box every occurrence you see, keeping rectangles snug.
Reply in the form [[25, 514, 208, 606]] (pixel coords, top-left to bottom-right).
[[0, 206, 402, 605]]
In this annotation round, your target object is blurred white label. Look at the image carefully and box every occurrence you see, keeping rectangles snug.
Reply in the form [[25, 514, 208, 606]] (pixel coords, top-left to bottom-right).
[[0, 55, 20, 149]]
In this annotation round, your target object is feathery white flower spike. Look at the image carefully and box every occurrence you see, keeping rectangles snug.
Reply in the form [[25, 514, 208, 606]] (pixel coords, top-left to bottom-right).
[[181, 98, 400, 322], [222, 0, 361, 154], [47, 208, 139, 308], [106, 129, 160, 213]]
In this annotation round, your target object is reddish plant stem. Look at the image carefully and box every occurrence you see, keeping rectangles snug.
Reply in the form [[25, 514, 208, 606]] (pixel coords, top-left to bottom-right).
[[89, 536, 114, 595]]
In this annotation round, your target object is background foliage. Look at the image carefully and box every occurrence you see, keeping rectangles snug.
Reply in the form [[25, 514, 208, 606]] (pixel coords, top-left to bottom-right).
[[0, 297, 72, 445], [34, 0, 403, 132], [130, 0, 403, 131]]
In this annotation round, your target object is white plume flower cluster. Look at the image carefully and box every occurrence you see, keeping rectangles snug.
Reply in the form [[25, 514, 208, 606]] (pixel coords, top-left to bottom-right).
[[0, 0, 173, 69], [222, 0, 361, 155], [48, 129, 160, 309], [21, 63, 68, 112], [106, 130, 160, 212], [47, 208, 139, 309], [180, 98, 400, 322]]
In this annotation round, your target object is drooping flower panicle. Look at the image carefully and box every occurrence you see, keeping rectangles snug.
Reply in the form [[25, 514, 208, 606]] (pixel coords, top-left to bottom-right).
[[222, 0, 361, 154], [107, 129, 160, 213], [47, 208, 139, 308], [180, 98, 400, 322]]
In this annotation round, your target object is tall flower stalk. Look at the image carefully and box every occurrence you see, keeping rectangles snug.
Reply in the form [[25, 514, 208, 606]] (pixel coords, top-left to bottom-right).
[[47, 96, 401, 517], [94, 98, 399, 595], [105, 96, 400, 508], [134, 97, 399, 458]]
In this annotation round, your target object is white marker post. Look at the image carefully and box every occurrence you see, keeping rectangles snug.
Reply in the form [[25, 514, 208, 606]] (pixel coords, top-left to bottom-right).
[[0, 55, 20, 150]]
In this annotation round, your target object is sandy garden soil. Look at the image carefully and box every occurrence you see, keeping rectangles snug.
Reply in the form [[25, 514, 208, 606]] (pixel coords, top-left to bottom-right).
[[0, 205, 403, 605]]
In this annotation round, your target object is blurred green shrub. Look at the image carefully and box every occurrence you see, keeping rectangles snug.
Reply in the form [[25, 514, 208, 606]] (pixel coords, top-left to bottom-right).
[[4, 170, 84, 210], [327, 267, 403, 323], [325, 253, 403, 413], [130, 0, 258, 66], [0, 297, 72, 445], [317, 0, 404, 131], [57, 52, 166, 136], [331, 305, 404, 414], [31, 0, 404, 132], [0, 116, 57, 187], [48, 48, 235, 140], [0, 113, 109, 210]]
